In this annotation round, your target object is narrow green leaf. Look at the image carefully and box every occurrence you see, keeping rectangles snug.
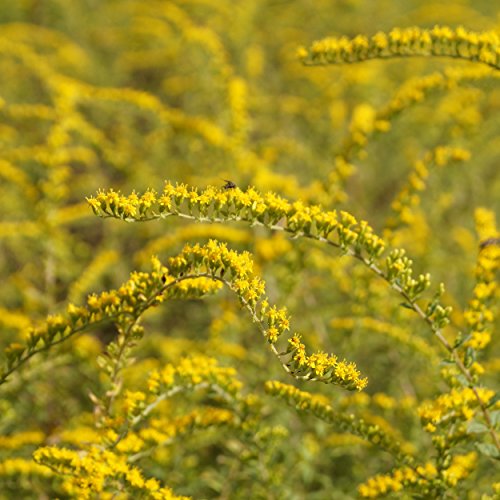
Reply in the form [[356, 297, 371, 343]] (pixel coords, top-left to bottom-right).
[[399, 302, 414, 310], [475, 443, 500, 459], [466, 421, 489, 434], [489, 410, 500, 428]]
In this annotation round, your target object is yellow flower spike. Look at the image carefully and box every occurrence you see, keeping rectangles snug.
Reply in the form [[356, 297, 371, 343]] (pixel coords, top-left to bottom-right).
[[300, 26, 500, 70], [418, 387, 495, 430], [33, 445, 188, 499], [442, 452, 477, 487], [0, 431, 45, 450], [89, 183, 387, 266], [460, 208, 499, 353], [358, 464, 433, 498], [266, 381, 411, 464]]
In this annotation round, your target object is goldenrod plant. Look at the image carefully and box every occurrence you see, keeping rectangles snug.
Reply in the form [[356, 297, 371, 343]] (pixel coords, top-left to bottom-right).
[[0, 1, 499, 498], [298, 26, 500, 70]]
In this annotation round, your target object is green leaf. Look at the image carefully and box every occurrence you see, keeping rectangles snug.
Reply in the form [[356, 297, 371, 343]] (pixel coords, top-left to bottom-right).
[[475, 443, 500, 459], [438, 359, 455, 366], [426, 301, 438, 316], [467, 421, 489, 434], [399, 302, 414, 310], [455, 374, 469, 387], [463, 347, 476, 368], [489, 410, 500, 428], [453, 333, 471, 348], [486, 394, 500, 409]]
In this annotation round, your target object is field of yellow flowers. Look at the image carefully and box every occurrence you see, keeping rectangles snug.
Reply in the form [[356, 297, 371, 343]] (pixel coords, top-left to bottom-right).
[[0, 1, 499, 498]]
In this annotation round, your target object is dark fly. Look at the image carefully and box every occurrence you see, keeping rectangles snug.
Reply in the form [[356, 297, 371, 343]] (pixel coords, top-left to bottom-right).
[[479, 237, 500, 250], [222, 179, 237, 190]]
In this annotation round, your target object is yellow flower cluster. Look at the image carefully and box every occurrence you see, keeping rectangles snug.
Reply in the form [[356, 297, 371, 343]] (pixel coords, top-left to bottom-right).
[[385, 66, 495, 118], [385, 248, 435, 303], [359, 467, 416, 497], [148, 2, 233, 82], [254, 233, 293, 262], [286, 334, 368, 391], [1, 256, 223, 387], [164, 240, 265, 310], [87, 182, 386, 261], [134, 216, 251, 265], [462, 208, 499, 351], [330, 316, 439, 363], [0, 257, 170, 385], [299, 26, 500, 70], [387, 147, 471, 233], [228, 76, 249, 148], [418, 387, 495, 433], [265, 381, 411, 463], [339, 391, 416, 415], [441, 452, 477, 487], [68, 249, 119, 304], [33, 446, 188, 499], [147, 355, 241, 399], [327, 67, 495, 203], [0, 458, 53, 479], [0, 430, 44, 449], [358, 462, 437, 498], [58, 427, 101, 447], [122, 390, 147, 417], [126, 408, 236, 456]]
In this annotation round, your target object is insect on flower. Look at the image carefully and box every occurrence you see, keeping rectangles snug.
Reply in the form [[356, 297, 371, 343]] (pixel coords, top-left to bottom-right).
[[222, 179, 237, 190], [479, 237, 500, 250]]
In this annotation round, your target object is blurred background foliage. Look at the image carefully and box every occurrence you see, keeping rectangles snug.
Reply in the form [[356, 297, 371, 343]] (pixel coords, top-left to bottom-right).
[[0, 0, 498, 498]]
